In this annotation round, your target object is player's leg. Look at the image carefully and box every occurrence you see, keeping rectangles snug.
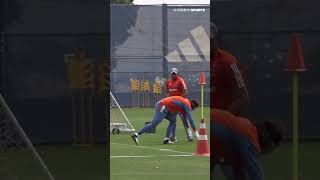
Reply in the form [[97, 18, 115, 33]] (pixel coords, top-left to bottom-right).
[[212, 123, 237, 180], [168, 114, 177, 142], [164, 113, 177, 144], [224, 135, 262, 180], [137, 102, 167, 135], [178, 113, 194, 141], [132, 102, 167, 145], [238, 137, 263, 180]]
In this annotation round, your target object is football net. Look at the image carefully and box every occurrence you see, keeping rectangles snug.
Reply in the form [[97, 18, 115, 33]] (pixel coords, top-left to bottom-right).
[[110, 92, 135, 134], [0, 94, 55, 180]]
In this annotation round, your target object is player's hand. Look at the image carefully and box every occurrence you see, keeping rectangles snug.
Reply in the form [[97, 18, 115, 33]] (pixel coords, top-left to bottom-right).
[[194, 131, 199, 139]]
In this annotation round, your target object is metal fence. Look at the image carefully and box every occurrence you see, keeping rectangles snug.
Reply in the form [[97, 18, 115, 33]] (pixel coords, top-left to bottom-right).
[[111, 71, 210, 107]]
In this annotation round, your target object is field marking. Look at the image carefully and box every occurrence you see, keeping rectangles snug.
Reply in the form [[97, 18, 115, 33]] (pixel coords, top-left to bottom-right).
[[111, 154, 193, 158], [111, 142, 193, 155], [112, 172, 209, 176]]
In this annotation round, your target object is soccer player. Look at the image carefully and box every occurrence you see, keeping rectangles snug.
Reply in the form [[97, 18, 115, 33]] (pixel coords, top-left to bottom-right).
[[211, 22, 252, 178], [131, 96, 199, 145], [165, 67, 194, 142], [211, 109, 283, 180], [166, 68, 188, 97], [210, 23, 250, 117]]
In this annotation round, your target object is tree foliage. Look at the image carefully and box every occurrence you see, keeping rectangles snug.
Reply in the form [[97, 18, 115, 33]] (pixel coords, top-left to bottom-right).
[[111, 0, 134, 4]]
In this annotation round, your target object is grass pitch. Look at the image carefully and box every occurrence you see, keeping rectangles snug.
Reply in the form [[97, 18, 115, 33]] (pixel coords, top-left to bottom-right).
[[1, 144, 107, 180], [111, 107, 320, 180], [212, 142, 320, 180], [3, 107, 320, 180]]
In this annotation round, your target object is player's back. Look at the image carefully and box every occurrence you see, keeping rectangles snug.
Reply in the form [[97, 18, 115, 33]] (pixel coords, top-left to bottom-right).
[[211, 109, 260, 162], [161, 96, 191, 113], [212, 49, 245, 110]]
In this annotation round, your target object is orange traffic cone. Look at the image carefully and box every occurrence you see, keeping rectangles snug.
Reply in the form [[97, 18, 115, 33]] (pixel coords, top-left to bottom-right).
[[194, 118, 210, 157]]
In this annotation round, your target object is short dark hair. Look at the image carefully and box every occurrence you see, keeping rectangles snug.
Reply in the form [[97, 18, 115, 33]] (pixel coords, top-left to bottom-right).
[[190, 99, 199, 110], [255, 120, 284, 155]]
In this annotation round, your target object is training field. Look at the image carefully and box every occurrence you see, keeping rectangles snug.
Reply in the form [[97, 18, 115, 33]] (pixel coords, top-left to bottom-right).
[[3, 143, 320, 180], [213, 142, 320, 180], [4, 107, 320, 180], [110, 107, 211, 180], [110, 107, 320, 180], [1, 144, 107, 180]]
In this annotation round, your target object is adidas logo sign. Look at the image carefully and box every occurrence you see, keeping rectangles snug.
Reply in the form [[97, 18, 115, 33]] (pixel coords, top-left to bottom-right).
[[166, 25, 210, 63]]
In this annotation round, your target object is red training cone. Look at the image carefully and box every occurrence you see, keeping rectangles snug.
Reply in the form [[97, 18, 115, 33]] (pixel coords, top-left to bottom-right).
[[199, 72, 206, 85], [194, 119, 210, 157], [285, 33, 307, 72]]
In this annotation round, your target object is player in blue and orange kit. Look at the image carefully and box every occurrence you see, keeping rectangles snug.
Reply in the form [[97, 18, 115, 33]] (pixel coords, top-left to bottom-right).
[[166, 67, 194, 142], [131, 96, 199, 145], [211, 109, 283, 180]]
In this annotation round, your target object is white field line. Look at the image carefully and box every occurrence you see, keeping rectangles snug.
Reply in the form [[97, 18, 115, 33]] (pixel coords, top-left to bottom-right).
[[111, 142, 193, 155], [111, 172, 209, 176], [111, 154, 193, 158]]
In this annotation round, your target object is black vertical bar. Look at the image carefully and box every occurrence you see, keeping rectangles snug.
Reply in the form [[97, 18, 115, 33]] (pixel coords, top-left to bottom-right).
[[0, 0, 5, 94], [210, 2, 214, 180], [162, 4, 168, 78], [106, 1, 110, 180]]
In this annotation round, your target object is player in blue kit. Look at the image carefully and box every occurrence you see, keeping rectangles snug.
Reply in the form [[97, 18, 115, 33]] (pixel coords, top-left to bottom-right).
[[211, 109, 283, 180], [131, 96, 199, 145]]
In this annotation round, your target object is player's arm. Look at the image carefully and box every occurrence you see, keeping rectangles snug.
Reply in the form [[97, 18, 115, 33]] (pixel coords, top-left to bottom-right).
[[165, 81, 170, 97], [240, 146, 263, 180], [184, 108, 198, 136], [228, 63, 250, 116], [180, 79, 188, 97], [230, 146, 263, 180]]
